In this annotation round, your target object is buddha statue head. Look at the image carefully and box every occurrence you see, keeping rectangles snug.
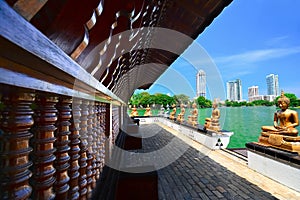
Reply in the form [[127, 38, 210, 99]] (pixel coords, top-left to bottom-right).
[[277, 91, 290, 110]]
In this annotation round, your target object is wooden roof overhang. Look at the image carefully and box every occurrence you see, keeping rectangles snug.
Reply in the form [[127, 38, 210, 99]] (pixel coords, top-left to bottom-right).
[[1, 0, 232, 103]]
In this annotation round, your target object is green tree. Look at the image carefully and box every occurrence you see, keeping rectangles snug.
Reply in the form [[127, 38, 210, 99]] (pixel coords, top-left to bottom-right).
[[174, 94, 190, 105], [129, 92, 143, 106], [225, 100, 232, 107], [196, 96, 212, 108], [153, 93, 176, 107]]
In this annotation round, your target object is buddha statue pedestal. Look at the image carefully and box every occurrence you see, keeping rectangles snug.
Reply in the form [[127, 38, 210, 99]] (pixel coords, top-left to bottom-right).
[[246, 142, 300, 192], [258, 132, 300, 154]]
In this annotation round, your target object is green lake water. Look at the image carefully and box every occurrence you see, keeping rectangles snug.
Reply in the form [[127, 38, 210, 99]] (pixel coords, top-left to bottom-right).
[[130, 106, 300, 148], [194, 106, 300, 148]]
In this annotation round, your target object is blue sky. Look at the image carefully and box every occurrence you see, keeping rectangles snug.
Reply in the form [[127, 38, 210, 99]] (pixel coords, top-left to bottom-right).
[[145, 0, 300, 100]]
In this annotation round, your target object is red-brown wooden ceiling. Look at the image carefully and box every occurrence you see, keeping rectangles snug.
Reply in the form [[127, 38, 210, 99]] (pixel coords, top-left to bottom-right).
[[4, 0, 232, 102]]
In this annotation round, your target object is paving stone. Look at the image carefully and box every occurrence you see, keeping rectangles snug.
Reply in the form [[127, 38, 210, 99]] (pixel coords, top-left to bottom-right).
[[189, 189, 199, 198], [135, 124, 281, 200], [203, 188, 214, 196], [212, 190, 224, 198], [206, 184, 215, 191], [236, 189, 251, 199], [198, 192, 210, 200], [216, 186, 226, 193]]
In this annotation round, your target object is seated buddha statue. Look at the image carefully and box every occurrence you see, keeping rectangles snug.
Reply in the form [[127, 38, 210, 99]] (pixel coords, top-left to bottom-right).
[[176, 103, 186, 123], [144, 104, 152, 116], [188, 103, 198, 126], [169, 104, 176, 120], [130, 105, 139, 117], [261, 91, 298, 136], [259, 91, 300, 152], [204, 100, 221, 132]]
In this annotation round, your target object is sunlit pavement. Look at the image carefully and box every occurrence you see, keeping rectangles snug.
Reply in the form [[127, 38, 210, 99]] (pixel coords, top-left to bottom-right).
[[138, 123, 300, 200]]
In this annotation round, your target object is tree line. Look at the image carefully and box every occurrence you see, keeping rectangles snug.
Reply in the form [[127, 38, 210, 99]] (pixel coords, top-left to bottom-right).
[[130, 92, 300, 108], [129, 92, 212, 108], [225, 93, 300, 107]]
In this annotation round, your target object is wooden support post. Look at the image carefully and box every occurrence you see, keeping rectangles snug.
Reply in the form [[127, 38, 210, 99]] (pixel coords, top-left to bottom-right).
[[95, 102, 102, 179], [31, 94, 58, 199], [68, 99, 81, 200], [54, 97, 72, 199], [0, 89, 35, 199], [86, 101, 94, 198], [79, 100, 88, 200], [91, 102, 98, 188]]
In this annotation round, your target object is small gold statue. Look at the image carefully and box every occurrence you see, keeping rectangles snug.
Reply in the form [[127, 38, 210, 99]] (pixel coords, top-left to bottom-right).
[[130, 105, 139, 117], [259, 91, 300, 153], [204, 99, 221, 132], [176, 103, 186, 123], [144, 104, 152, 116], [188, 102, 198, 126], [169, 104, 176, 120]]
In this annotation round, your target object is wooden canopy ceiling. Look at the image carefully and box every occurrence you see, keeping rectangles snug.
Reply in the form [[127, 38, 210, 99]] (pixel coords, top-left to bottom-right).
[[2, 0, 232, 102]]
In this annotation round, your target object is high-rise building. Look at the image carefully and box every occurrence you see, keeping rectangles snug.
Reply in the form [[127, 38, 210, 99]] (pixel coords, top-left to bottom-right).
[[248, 86, 263, 102], [266, 74, 280, 96], [248, 86, 258, 101], [226, 79, 242, 101], [196, 70, 206, 97]]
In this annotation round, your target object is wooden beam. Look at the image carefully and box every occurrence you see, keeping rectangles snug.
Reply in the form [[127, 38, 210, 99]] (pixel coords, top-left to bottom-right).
[[0, 1, 124, 104], [13, 0, 48, 20]]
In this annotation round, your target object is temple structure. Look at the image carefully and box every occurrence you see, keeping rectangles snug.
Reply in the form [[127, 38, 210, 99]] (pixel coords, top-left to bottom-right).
[[0, 0, 232, 199]]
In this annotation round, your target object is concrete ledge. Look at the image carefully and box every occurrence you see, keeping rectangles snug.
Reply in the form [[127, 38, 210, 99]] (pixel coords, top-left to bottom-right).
[[247, 148, 300, 192]]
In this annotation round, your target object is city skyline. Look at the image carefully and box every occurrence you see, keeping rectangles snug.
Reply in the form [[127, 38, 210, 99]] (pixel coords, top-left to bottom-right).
[[145, 0, 300, 100]]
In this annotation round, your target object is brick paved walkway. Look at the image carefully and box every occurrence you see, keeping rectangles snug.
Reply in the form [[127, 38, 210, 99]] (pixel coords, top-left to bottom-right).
[[138, 123, 300, 200]]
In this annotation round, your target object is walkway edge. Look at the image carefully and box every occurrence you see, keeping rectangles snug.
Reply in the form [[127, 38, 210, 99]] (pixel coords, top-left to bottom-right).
[[156, 122, 300, 200]]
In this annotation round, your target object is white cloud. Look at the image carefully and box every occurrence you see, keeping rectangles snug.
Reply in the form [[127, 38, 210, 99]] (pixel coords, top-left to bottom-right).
[[265, 35, 290, 46], [215, 46, 300, 65]]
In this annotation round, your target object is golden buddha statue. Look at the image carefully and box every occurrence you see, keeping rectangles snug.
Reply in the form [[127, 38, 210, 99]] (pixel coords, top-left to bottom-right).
[[144, 104, 152, 116], [176, 103, 186, 123], [204, 99, 221, 132], [130, 105, 139, 117], [169, 104, 176, 120], [188, 103, 198, 126], [259, 91, 300, 153]]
